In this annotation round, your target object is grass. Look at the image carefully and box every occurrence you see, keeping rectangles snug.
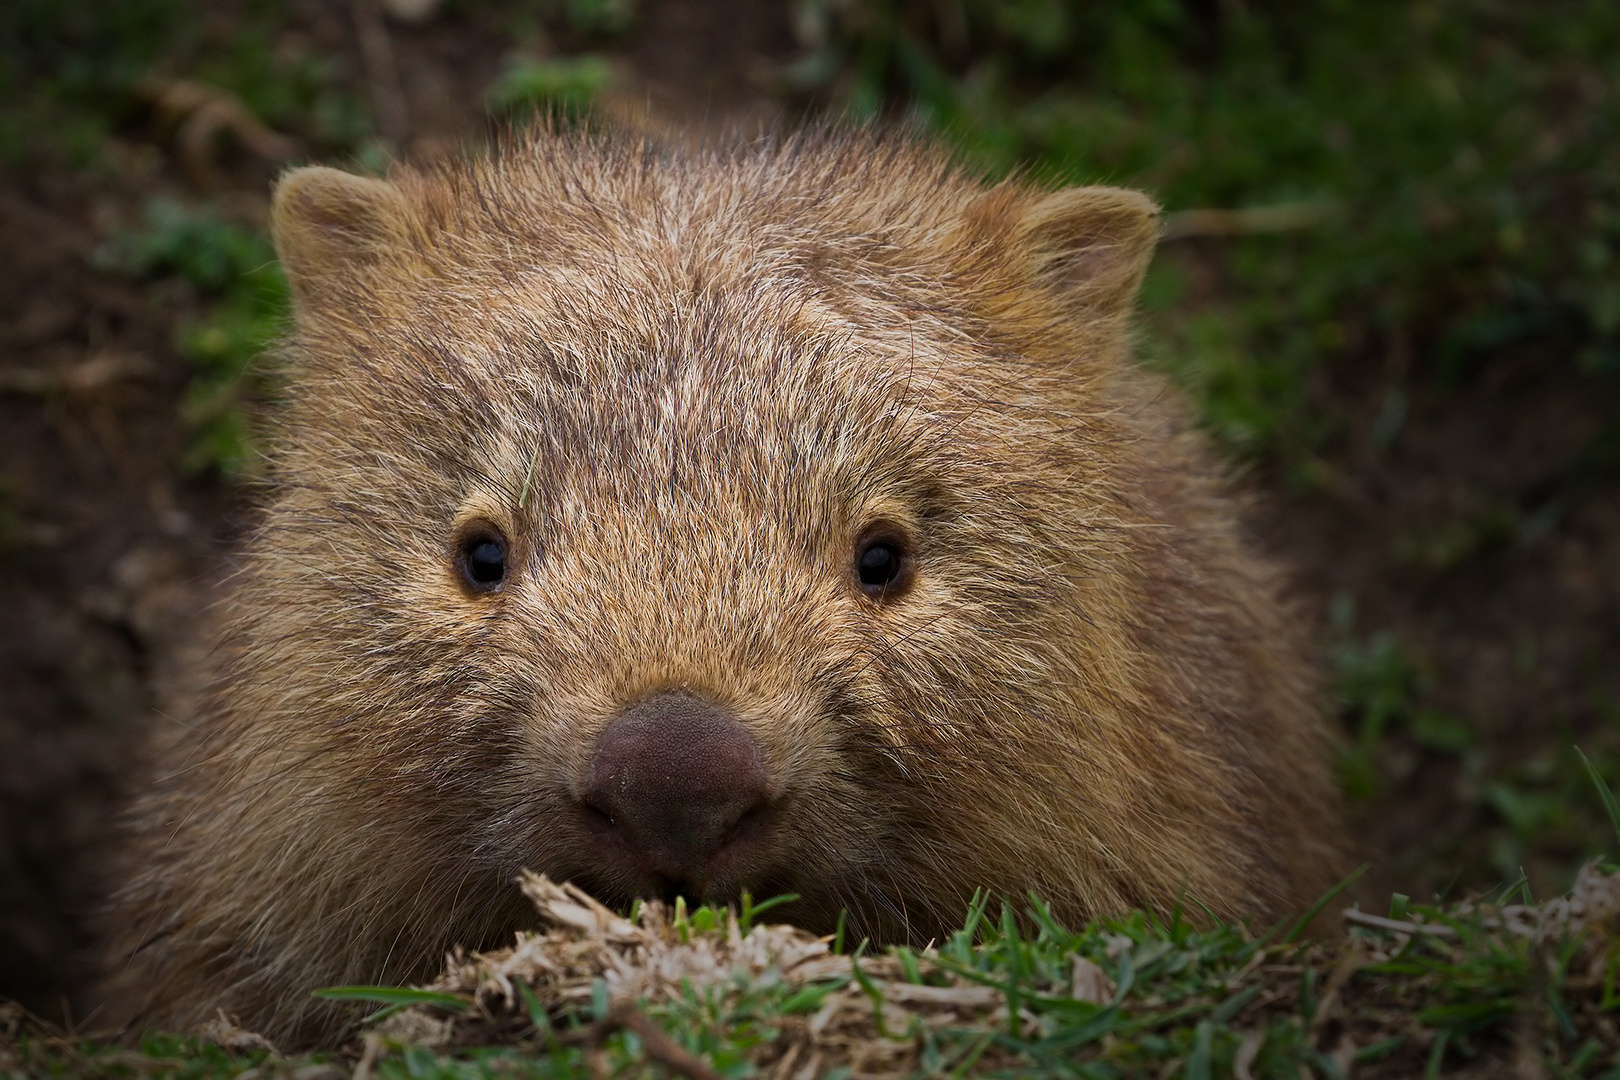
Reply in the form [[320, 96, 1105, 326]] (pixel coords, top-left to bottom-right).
[[8, 868, 1620, 1078]]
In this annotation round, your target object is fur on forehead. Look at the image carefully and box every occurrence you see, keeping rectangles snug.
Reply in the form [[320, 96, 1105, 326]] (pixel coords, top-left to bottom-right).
[[270, 126, 1161, 381]]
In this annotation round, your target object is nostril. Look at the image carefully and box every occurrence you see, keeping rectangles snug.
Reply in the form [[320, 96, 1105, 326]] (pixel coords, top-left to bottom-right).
[[581, 799, 617, 832], [722, 800, 768, 846]]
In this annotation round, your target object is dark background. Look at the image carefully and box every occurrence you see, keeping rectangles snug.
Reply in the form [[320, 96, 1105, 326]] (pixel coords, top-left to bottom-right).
[[2, 0, 1617, 1026]]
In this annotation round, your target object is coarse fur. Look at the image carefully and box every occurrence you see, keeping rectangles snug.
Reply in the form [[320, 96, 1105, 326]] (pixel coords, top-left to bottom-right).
[[100, 126, 1343, 1047]]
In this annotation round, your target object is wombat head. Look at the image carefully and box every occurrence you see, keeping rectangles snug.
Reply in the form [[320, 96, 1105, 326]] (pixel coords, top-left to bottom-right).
[[241, 130, 1299, 949]]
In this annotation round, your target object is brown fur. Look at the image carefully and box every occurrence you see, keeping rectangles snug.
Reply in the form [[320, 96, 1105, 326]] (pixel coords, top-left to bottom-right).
[[99, 127, 1343, 1046]]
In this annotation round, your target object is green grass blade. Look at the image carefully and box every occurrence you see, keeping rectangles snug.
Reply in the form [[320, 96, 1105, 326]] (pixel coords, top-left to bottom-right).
[[1576, 746, 1620, 846], [1185, 1019, 1214, 1080], [1282, 864, 1368, 945], [739, 892, 800, 931]]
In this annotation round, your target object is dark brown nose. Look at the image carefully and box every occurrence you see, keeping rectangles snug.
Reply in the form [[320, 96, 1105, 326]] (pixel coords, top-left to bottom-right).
[[582, 692, 768, 891]]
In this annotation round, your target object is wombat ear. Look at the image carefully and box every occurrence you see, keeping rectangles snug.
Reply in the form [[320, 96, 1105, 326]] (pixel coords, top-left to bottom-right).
[[1007, 186, 1160, 315], [271, 166, 410, 305]]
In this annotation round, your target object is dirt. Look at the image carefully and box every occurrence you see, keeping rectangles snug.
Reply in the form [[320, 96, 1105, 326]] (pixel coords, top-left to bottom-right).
[[1269, 329, 1620, 896], [0, 165, 242, 1018], [1, 0, 1615, 1028]]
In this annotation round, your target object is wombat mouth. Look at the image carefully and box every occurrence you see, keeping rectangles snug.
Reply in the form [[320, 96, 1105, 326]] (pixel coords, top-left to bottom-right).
[[577, 799, 776, 903]]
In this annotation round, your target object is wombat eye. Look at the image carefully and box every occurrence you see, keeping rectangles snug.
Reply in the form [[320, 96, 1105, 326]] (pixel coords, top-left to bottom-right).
[[855, 530, 912, 598], [456, 529, 508, 592]]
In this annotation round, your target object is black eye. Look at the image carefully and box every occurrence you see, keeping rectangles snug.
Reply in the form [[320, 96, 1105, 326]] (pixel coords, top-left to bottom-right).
[[855, 530, 912, 598], [457, 531, 508, 592]]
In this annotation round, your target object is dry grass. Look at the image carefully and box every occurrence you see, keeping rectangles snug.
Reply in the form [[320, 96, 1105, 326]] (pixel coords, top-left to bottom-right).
[[7, 866, 1620, 1076], [174, 868, 1620, 1077]]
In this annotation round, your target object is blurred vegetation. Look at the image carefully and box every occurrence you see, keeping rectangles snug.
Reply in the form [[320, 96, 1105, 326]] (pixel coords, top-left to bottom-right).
[[0, 0, 375, 167], [487, 55, 614, 118], [788, 0, 1620, 462], [0, 0, 185, 165], [95, 201, 288, 475], [2, 0, 617, 474]]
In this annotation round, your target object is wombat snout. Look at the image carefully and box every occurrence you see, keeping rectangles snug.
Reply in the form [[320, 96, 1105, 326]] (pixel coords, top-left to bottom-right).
[[581, 692, 770, 894]]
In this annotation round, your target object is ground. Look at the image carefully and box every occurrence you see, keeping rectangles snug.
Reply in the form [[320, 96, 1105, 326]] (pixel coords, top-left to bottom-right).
[[1, 0, 1616, 1033]]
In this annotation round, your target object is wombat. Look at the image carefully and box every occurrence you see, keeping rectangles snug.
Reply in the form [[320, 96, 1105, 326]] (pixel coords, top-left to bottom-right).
[[100, 128, 1342, 1046]]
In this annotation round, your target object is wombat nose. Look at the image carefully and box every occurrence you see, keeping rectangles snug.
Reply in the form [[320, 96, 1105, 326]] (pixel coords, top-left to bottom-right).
[[583, 692, 768, 890]]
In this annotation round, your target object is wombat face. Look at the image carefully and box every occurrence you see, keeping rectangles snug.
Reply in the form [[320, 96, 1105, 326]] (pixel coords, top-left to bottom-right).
[[99, 137, 1345, 1051], [250, 137, 1190, 945]]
